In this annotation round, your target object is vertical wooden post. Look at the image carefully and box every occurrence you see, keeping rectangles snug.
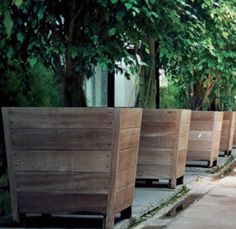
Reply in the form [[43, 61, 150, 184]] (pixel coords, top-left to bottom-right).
[[2, 108, 19, 222], [105, 109, 121, 228]]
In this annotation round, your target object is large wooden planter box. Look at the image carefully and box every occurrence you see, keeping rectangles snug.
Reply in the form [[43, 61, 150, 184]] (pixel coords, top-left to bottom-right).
[[220, 112, 235, 156], [187, 111, 223, 167], [137, 109, 191, 189], [2, 107, 142, 229]]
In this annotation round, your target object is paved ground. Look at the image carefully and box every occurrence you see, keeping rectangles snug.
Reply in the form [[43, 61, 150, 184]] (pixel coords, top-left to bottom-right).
[[116, 151, 235, 229], [166, 167, 236, 229]]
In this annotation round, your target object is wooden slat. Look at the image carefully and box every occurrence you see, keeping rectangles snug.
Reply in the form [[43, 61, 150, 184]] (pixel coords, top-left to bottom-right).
[[137, 165, 172, 178], [138, 150, 173, 165], [117, 168, 136, 192], [118, 147, 139, 171], [16, 172, 109, 193], [11, 128, 113, 150], [189, 131, 213, 140], [120, 108, 142, 129], [119, 128, 140, 150], [190, 121, 213, 131], [142, 109, 179, 123], [188, 140, 212, 151], [187, 151, 215, 161], [191, 111, 215, 121], [13, 150, 111, 173], [140, 136, 176, 150], [141, 122, 176, 135], [2, 108, 19, 221], [18, 192, 107, 214], [8, 108, 114, 129], [115, 185, 134, 213]]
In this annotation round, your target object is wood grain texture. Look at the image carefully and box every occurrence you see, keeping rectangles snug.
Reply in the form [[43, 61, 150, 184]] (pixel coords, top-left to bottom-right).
[[137, 109, 191, 188], [15, 172, 110, 193], [8, 108, 114, 129], [187, 111, 223, 166], [18, 192, 108, 214], [13, 150, 111, 172], [220, 112, 235, 152], [11, 128, 113, 151], [2, 107, 142, 227]]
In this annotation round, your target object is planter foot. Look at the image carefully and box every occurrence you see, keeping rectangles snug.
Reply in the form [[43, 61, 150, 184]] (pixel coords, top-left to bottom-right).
[[19, 214, 27, 227], [121, 206, 132, 219], [169, 179, 176, 189], [213, 160, 217, 167], [207, 161, 213, 168], [223, 150, 232, 157], [176, 176, 184, 185]]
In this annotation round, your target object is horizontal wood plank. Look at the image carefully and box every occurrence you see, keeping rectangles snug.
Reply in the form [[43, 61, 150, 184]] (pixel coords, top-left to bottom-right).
[[137, 165, 172, 178], [11, 129, 113, 150], [8, 108, 114, 129], [13, 150, 111, 173], [140, 136, 176, 150], [142, 109, 179, 123], [15, 172, 109, 193], [18, 192, 107, 214]]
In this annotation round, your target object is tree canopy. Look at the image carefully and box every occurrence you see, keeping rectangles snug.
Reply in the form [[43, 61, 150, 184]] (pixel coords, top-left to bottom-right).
[[0, 0, 236, 110]]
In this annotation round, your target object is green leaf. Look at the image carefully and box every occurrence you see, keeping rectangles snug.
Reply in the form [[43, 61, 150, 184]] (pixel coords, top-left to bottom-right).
[[111, 0, 118, 4], [108, 28, 117, 36], [17, 32, 24, 43], [13, 0, 23, 8], [28, 57, 38, 67], [4, 11, 13, 38]]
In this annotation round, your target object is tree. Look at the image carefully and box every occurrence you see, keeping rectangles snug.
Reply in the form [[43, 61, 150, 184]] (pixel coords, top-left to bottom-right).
[[166, 0, 236, 111]]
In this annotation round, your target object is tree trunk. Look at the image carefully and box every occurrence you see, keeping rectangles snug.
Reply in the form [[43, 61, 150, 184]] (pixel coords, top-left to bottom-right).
[[155, 42, 160, 109], [138, 38, 157, 108]]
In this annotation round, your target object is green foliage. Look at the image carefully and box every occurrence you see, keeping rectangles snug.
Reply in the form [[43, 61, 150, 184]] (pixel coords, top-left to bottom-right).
[[164, 0, 236, 111], [160, 83, 186, 109], [0, 61, 60, 107]]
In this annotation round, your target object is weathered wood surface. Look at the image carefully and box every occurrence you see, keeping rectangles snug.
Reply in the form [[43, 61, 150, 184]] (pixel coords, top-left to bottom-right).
[[137, 109, 191, 189], [2, 107, 142, 229], [233, 112, 236, 146], [187, 111, 223, 167], [220, 112, 235, 155]]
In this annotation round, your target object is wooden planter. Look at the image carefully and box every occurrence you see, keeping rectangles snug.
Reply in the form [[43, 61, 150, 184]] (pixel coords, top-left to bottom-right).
[[220, 112, 235, 156], [187, 111, 223, 167], [2, 107, 142, 229], [137, 109, 191, 189]]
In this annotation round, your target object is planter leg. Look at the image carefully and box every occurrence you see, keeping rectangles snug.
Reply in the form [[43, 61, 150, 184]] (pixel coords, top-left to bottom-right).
[[19, 214, 27, 227], [207, 160, 213, 168], [121, 206, 132, 219], [104, 214, 115, 229], [169, 179, 176, 189], [176, 176, 184, 185], [213, 160, 217, 167]]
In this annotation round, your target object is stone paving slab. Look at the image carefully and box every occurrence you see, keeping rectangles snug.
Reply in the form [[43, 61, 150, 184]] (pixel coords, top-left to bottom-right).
[[116, 150, 236, 229]]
